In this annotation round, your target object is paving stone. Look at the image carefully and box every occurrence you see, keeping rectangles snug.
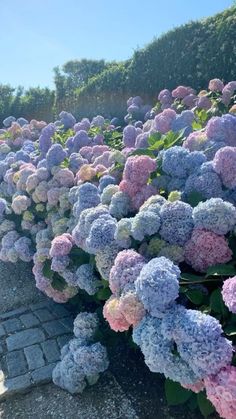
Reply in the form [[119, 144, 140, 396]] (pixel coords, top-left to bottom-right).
[[6, 328, 45, 351], [20, 313, 40, 328], [59, 316, 74, 330], [0, 325, 5, 337], [34, 308, 54, 322], [43, 320, 70, 338], [2, 318, 23, 334], [6, 350, 28, 378], [41, 339, 60, 363], [24, 344, 45, 370], [57, 334, 73, 349], [0, 373, 31, 399], [0, 307, 28, 321], [31, 363, 56, 384], [29, 302, 49, 311], [50, 304, 70, 318]]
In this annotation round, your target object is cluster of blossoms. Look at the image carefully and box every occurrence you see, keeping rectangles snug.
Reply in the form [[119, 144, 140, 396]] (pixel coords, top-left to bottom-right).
[[1, 79, 236, 417], [53, 312, 109, 393]]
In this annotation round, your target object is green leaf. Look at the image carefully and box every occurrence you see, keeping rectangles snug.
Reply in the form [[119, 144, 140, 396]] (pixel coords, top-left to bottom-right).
[[148, 132, 162, 146], [197, 392, 215, 418], [42, 259, 54, 280], [96, 288, 111, 301], [206, 263, 236, 278], [180, 273, 205, 282], [165, 379, 192, 406], [129, 148, 156, 158], [186, 289, 205, 305], [51, 275, 67, 291], [210, 288, 228, 316], [186, 191, 205, 207], [224, 324, 236, 336], [192, 121, 203, 130]]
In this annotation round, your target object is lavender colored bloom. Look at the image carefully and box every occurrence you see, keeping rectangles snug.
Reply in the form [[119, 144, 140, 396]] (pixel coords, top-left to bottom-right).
[[91, 115, 105, 127], [59, 111, 76, 129], [39, 123, 55, 153], [46, 144, 67, 169], [14, 236, 34, 262], [109, 249, 145, 295]]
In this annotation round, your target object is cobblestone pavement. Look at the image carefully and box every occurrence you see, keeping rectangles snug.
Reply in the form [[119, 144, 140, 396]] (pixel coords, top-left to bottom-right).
[[0, 301, 73, 399]]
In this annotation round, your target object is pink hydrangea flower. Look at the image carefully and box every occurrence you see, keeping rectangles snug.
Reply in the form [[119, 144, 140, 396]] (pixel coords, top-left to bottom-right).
[[213, 147, 236, 189], [184, 229, 232, 272], [53, 168, 74, 187], [172, 86, 191, 99], [154, 109, 176, 134], [208, 78, 224, 92], [119, 289, 145, 326], [222, 276, 236, 313], [182, 381, 205, 393], [183, 131, 207, 152], [50, 233, 74, 257], [103, 296, 130, 332], [204, 366, 236, 419]]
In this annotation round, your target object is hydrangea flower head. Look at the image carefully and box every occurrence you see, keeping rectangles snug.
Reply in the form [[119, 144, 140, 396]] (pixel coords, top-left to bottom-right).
[[135, 257, 180, 316], [222, 276, 236, 313], [184, 228, 232, 272], [213, 146, 236, 189], [204, 366, 236, 419], [159, 201, 193, 246], [193, 198, 236, 235], [109, 249, 145, 295]]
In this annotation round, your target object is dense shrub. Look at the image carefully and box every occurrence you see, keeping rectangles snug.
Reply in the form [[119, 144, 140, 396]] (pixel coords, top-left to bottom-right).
[[74, 7, 236, 118], [1, 78, 236, 417]]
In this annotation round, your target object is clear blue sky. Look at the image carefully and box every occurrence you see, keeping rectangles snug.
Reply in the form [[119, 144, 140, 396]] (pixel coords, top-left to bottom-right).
[[0, 0, 233, 89]]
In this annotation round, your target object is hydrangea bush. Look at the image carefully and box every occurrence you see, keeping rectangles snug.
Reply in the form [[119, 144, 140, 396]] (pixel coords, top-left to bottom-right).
[[1, 79, 236, 418]]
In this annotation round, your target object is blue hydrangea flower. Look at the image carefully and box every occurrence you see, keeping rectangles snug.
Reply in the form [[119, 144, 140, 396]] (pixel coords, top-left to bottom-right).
[[193, 198, 236, 235], [39, 123, 55, 153], [109, 191, 131, 219], [59, 111, 76, 129], [86, 214, 117, 254], [75, 264, 100, 295], [114, 218, 132, 248], [73, 312, 99, 342], [73, 183, 100, 220], [184, 170, 223, 199], [135, 257, 180, 316], [131, 210, 161, 241], [46, 144, 67, 170], [98, 175, 117, 193], [159, 201, 193, 245]]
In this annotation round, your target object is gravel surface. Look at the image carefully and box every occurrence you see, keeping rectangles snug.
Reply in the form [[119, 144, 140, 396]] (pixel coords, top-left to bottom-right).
[[0, 373, 137, 419], [0, 261, 46, 313]]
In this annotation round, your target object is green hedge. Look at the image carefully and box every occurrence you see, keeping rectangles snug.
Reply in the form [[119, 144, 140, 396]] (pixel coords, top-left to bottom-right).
[[72, 7, 236, 119]]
